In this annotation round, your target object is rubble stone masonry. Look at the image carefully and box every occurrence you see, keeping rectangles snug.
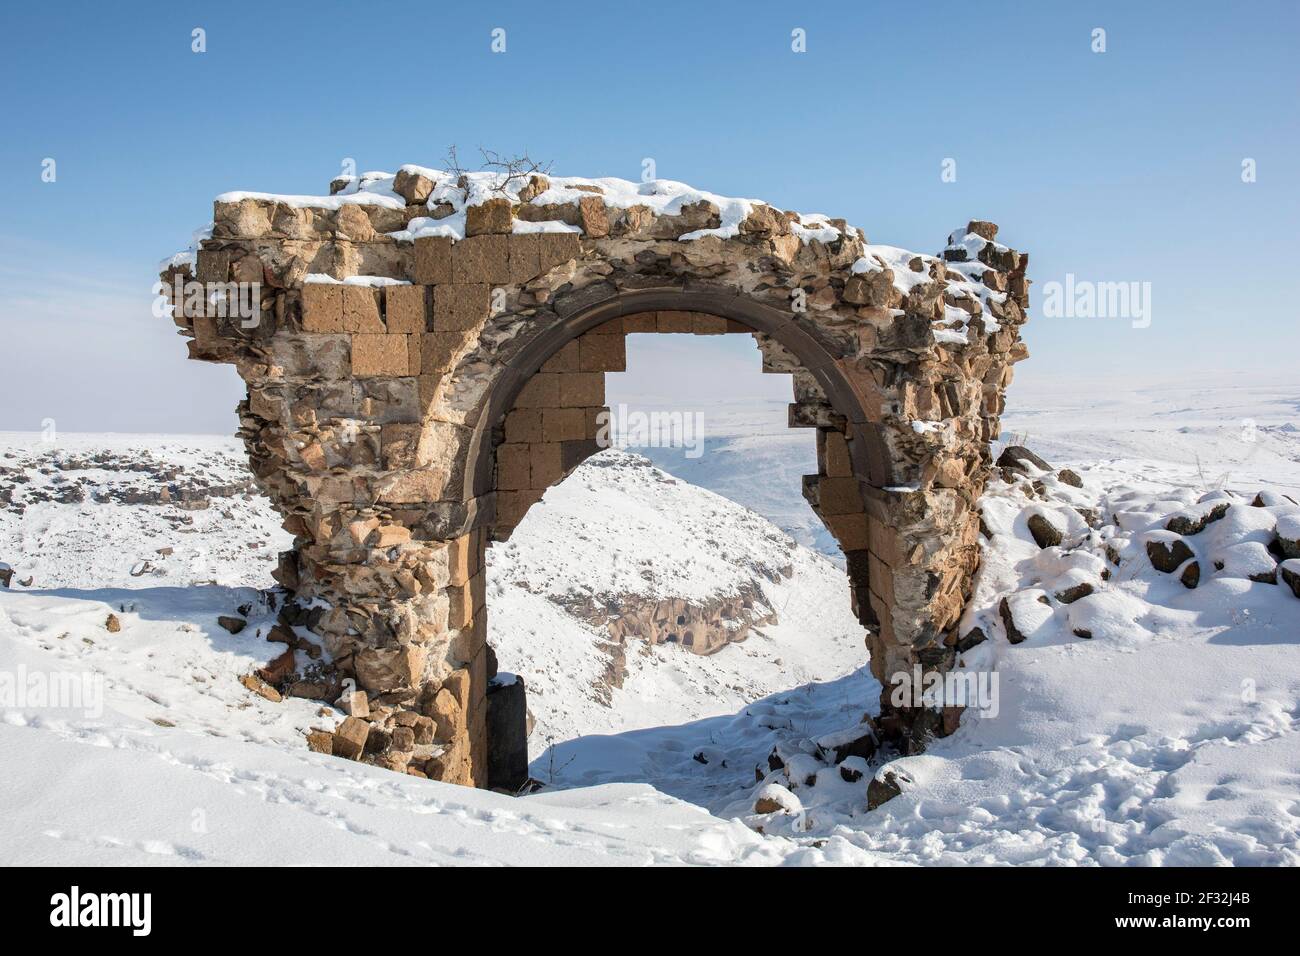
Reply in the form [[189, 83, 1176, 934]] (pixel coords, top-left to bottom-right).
[[160, 168, 1031, 786]]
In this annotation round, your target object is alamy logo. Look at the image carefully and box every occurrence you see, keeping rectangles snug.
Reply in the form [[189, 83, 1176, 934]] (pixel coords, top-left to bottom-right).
[[596, 404, 706, 459], [1041, 273, 1151, 328], [49, 886, 151, 936], [889, 666, 999, 718], [155, 275, 261, 329]]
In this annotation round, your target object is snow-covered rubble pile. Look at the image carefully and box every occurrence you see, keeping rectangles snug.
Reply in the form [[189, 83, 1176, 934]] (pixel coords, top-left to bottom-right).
[[713, 445, 1300, 862], [0, 434, 291, 590], [969, 446, 1300, 650]]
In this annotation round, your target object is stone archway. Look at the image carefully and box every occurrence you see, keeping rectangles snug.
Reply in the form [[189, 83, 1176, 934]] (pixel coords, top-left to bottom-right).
[[159, 166, 1030, 788]]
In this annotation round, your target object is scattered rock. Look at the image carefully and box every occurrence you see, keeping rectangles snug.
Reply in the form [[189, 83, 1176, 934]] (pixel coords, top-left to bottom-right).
[[104, 613, 121, 633], [867, 765, 915, 810], [1072, 627, 1093, 639], [956, 626, 987, 652], [1276, 515, 1300, 560], [1075, 506, 1101, 527], [238, 673, 282, 703], [1180, 561, 1201, 589], [1055, 582, 1094, 604], [753, 783, 801, 816], [392, 168, 435, 204], [216, 615, 246, 634], [0, 563, 12, 588], [996, 445, 1050, 474], [1057, 469, 1083, 488], [337, 688, 370, 718], [1146, 536, 1195, 573], [332, 716, 370, 760], [815, 723, 877, 764], [1027, 513, 1063, 549], [1166, 502, 1230, 536], [257, 646, 296, 685], [999, 597, 1025, 644], [1281, 560, 1300, 598]]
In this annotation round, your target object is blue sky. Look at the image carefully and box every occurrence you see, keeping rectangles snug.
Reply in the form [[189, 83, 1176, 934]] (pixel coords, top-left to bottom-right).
[[1, 0, 1296, 433]]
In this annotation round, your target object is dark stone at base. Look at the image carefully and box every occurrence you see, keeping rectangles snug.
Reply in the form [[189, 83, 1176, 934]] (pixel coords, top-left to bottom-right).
[[487, 676, 530, 793]]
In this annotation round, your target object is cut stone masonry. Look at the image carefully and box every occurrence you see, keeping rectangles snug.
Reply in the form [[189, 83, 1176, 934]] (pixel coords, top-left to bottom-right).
[[160, 166, 1031, 787]]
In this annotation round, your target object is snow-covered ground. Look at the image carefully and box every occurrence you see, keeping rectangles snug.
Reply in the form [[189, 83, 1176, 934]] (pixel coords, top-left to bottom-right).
[[1, 376, 1299, 866]]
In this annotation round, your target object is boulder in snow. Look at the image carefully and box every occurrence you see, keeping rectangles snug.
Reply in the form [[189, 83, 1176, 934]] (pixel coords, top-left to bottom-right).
[[996, 445, 1050, 474], [1146, 534, 1194, 573], [753, 783, 802, 815], [867, 765, 915, 810], [1027, 513, 1063, 549]]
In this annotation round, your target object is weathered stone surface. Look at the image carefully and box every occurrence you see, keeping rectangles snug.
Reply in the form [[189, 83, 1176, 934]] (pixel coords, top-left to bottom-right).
[[160, 168, 1033, 787]]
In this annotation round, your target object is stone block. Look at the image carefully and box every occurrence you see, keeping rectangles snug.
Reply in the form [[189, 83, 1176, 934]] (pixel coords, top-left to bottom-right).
[[385, 283, 427, 333], [341, 285, 383, 332], [487, 677, 529, 792], [380, 422, 423, 469], [818, 476, 865, 515], [497, 442, 531, 490], [579, 334, 626, 372], [354, 645, 427, 692], [448, 583, 474, 631], [577, 195, 610, 237], [656, 310, 695, 333], [448, 533, 477, 587], [377, 468, 446, 503], [504, 407, 543, 443], [508, 234, 541, 284], [560, 438, 601, 474], [332, 716, 370, 760], [433, 283, 490, 331], [542, 407, 589, 442], [452, 235, 510, 285], [301, 283, 344, 332], [540, 339, 579, 373], [529, 442, 564, 488], [496, 489, 542, 529], [559, 372, 604, 408], [536, 232, 580, 272], [514, 373, 560, 408], [196, 249, 232, 283], [826, 512, 870, 551], [421, 329, 472, 374], [466, 197, 513, 236], [821, 430, 853, 478], [413, 236, 453, 284], [692, 313, 729, 335], [351, 333, 411, 376], [622, 312, 657, 333]]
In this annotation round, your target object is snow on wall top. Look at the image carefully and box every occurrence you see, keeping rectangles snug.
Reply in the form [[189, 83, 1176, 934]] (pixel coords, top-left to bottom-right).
[[215, 164, 856, 245], [173, 164, 1019, 352]]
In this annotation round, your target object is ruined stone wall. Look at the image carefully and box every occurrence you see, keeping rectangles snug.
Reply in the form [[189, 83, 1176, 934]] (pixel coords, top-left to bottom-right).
[[159, 166, 1030, 784]]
